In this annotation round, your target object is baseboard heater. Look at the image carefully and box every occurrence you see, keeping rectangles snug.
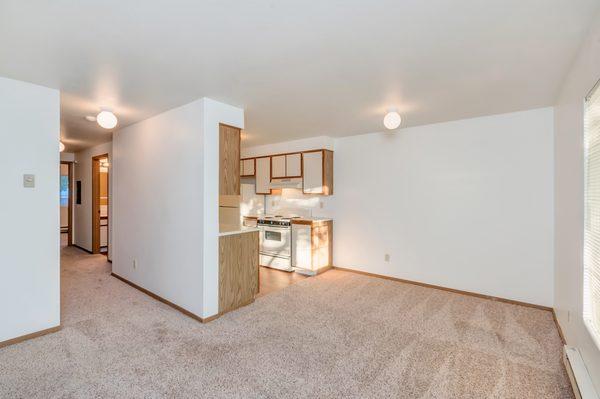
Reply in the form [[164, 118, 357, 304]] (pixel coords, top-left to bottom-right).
[[563, 346, 599, 399]]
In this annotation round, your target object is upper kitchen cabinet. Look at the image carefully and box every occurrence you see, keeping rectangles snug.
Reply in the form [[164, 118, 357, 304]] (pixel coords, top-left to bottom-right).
[[272, 153, 302, 178], [219, 123, 241, 195], [272, 155, 285, 178], [255, 156, 272, 194], [240, 158, 255, 177], [302, 150, 333, 195]]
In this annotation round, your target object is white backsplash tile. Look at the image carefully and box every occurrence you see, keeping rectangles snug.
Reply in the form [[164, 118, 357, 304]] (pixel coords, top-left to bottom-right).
[[241, 182, 334, 218]]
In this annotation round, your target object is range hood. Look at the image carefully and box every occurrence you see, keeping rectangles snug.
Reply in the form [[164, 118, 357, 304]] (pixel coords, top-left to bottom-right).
[[269, 177, 302, 189]]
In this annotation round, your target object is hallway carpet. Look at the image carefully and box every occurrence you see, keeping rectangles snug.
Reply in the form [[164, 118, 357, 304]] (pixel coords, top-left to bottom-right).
[[0, 245, 572, 398]]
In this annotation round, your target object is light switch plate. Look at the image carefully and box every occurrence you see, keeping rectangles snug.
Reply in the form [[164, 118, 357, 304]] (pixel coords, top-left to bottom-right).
[[23, 174, 35, 188]]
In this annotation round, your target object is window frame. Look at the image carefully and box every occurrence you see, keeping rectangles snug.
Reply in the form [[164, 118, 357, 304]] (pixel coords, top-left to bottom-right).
[[583, 78, 600, 351]]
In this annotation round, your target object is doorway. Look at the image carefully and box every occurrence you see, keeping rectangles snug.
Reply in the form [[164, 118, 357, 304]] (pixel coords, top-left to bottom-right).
[[60, 161, 73, 246], [92, 154, 109, 255]]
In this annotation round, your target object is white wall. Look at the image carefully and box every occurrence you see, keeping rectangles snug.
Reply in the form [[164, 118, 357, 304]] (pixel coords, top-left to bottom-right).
[[113, 98, 242, 319], [60, 152, 75, 162], [241, 135, 334, 158], [113, 99, 205, 317], [73, 142, 112, 258], [243, 109, 555, 307], [554, 14, 600, 390], [333, 108, 554, 307], [0, 77, 60, 342]]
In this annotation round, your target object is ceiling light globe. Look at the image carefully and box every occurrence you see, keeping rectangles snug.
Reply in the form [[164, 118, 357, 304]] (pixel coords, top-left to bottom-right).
[[383, 110, 402, 130], [59, 141, 65, 152], [97, 110, 118, 129]]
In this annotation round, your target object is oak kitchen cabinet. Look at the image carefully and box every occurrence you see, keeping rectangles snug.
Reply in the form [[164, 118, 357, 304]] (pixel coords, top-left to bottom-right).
[[219, 124, 240, 195], [271, 153, 302, 178], [302, 150, 333, 195], [219, 230, 259, 314]]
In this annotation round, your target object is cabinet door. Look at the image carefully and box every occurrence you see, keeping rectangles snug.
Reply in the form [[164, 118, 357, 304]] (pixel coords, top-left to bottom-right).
[[302, 151, 323, 194], [271, 155, 286, 178], [286, 153, 302, 177], [219, 124, 240, 195], [255, 157, 271, 194], [292, 224, 312, 269], [241, 159, 255, 176]]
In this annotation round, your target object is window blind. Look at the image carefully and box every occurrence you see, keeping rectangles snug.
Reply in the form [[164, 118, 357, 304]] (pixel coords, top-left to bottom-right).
[[584, 80, 600, 347]]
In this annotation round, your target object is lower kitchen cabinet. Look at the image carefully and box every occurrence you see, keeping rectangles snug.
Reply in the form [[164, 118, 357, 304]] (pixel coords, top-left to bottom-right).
[[219, 231, 259, 314], [291, 220, 333, 275]]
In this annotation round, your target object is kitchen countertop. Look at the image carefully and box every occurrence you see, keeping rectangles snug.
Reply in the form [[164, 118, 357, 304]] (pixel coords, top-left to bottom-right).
[[219, 224, 260, 237], [242, 215, 332, 224]]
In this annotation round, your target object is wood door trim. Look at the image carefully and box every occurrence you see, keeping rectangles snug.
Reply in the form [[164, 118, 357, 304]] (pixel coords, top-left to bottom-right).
[[60, 161, 73, 245], [92, 153, 109, 254]]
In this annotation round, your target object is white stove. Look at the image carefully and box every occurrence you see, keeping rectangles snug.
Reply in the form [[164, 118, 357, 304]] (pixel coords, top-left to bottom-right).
[[257, 215, 300, 271]]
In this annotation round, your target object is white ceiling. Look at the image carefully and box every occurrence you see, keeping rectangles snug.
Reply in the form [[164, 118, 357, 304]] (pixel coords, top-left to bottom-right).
[[0, 1, 598, 151]]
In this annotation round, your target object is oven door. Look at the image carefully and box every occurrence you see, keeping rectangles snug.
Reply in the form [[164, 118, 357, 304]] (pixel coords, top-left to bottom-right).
[[259, 225, 291, 258]]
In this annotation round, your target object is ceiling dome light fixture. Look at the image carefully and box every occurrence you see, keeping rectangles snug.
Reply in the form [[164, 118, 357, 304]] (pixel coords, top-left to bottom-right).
[[96, 109, 118, 129], [59, 141, 65, 152], [383, 109, 402, 130]]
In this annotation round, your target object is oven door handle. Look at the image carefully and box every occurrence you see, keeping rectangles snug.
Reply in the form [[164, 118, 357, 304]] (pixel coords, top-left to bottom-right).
[[258, 225, 291, 230]]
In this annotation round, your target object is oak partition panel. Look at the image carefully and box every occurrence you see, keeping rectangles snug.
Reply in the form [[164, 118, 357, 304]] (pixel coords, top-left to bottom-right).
[[219, 231, 259, 314], [219, 123, 241, 195]]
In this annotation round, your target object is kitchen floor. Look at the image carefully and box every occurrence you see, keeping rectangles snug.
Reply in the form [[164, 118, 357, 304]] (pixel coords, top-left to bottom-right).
[[258, 266, 307, 298]]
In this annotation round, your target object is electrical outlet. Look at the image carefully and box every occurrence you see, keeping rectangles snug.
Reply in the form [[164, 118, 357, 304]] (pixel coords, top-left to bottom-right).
[[133, 259, 138, 270], [319, 201, 324, 209], [384, 254, 390, 262]]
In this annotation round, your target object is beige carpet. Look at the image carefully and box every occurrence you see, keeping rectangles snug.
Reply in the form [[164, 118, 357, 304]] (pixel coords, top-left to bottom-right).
[[0, 245, 572, 398]]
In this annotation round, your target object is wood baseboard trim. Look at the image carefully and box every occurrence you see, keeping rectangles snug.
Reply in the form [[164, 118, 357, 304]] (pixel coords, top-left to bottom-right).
[[110, 272, 216, 323], [0, 325, 61, 349], [316, 265, 333, 275], [73, 244, 93, 254], [552, 309, 567, 345], [332, 266, 552, 312]]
